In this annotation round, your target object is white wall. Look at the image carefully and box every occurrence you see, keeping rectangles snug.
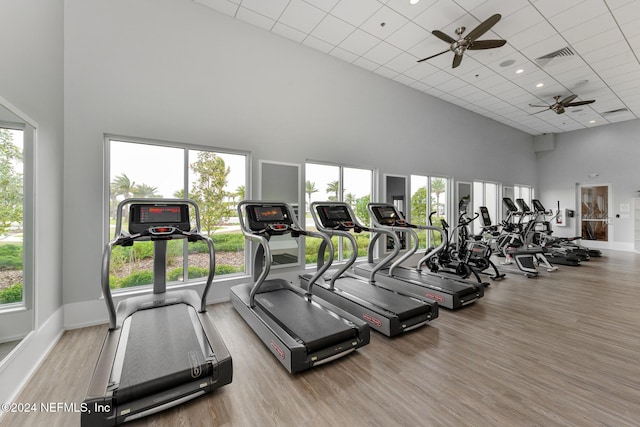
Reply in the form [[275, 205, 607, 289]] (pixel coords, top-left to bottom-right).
[[0, 0, 64, 407], [62, 0, 535, 313], [536, 119, 640, 249]]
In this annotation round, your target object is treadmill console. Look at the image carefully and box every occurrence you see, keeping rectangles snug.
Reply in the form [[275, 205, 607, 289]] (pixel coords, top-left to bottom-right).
[[531, 199, 546, 213], [370, 205, 407, 227], [479, 206, 492, 227], [502, 197, 518, 212], [246, 204, 293, 234], [516, 198, 531, 213], [129, 203, 191, 235], [315, 205, 356, 230]]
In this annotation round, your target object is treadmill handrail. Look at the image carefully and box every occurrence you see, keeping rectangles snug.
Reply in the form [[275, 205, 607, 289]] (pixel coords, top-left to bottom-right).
[[309, 202, 365, 289], [237, 200, 335, 307], [103, 198, 215, 330], [365, 202, 448, 275]]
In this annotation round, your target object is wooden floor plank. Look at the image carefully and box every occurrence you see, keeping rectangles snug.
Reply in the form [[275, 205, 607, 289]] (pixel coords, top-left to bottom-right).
[[2, 250, 640, 426]]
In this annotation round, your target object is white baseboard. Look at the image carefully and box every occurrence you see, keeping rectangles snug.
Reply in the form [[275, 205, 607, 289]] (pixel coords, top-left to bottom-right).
[[0, 307, 65, 419]]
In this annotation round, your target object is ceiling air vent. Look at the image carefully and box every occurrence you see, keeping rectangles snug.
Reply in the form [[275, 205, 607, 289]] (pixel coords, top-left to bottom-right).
[[603, 108, 629, 114], [535, 47, 575, 67]]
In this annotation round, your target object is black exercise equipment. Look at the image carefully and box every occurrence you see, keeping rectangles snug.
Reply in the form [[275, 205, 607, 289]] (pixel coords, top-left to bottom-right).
[[300, 201, 437, 337], [229, 201, 369, 373], [352, 203, 484, 310], [83, 199, 232, 426]]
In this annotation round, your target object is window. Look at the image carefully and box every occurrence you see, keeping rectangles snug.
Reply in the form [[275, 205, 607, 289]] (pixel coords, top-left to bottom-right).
[[304, 162, 373, 264], [473, 181, 499, 235], [107, 137, 248, 290], [410, 175, 449, 249], [0, 126, 24, 307]]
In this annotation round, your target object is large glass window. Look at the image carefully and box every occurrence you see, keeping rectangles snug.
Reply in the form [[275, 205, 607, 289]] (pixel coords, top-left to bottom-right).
[[108, 138, 247, 291], [410, 175, 449, 249], [0, 126, 24, 306], [473, 181, 500, 235], [304, 162, 373, 264]]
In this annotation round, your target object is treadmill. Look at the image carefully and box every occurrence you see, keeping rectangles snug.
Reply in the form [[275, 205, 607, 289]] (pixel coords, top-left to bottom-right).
[[229, 201, 369, 373], [300, 202, 437, 337], [83, 199, 232, 426], [352, 203, 484, 310]]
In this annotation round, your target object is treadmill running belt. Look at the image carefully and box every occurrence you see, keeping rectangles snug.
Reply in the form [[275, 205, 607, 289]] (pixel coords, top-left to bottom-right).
[[117, 304, 212, 403], [255, 289, 356, 353]]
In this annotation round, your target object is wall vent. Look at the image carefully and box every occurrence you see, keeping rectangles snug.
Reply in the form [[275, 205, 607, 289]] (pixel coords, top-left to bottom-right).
[[535, 47, 575, 67], [603, 108, 629, 114]]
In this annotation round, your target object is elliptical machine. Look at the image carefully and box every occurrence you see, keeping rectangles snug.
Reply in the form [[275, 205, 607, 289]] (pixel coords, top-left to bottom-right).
[[425, 199, 501, 285]]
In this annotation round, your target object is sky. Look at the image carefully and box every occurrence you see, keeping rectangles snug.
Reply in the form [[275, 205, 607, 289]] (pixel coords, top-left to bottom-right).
[[110, 140, 245, 199]]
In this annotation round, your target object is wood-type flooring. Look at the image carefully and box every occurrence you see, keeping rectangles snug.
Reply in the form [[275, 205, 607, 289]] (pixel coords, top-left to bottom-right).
[[2, 250, 639, 426]]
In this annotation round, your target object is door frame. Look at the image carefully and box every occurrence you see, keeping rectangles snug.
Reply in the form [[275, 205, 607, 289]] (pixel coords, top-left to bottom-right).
[[576, 183, 613, 249]]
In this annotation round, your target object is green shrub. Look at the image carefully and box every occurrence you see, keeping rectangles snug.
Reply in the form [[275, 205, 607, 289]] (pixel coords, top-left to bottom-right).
[[211, 233, 244, 252], [215, 264, 244, 275], [118, 270, 154, 288], [0, 283, 23, 304], [0, 244, 23, 270], [167, 266, 210, 281]]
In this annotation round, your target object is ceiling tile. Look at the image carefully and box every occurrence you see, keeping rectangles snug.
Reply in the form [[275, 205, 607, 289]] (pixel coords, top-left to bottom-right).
[[353, 56, 380, 71], [279, 0, 327, 33], [495, 5, 545, 39], [385, 21, 431, 51], [611, 1, 640, 26], [330, 0, 382, 27], [303, 35, 335, 53], [547, 0, 609, 33], [310, 14, 355, 45], [385, 52, 424, 74], [385, 0, 438, 20], [195, 0, 239, 17], [241, 0, 289, 20], [236, 7, 275, 30], [362, 41, 403, 65], [272, 22, 307, 43], [562, 12, 617, 46], [528, 0, 583, 18], [413, 0, 467, 32], [302, 0, 340, 12], [329, 47, 359, 62], [361, 6, 409, 40], [339, 29, 381, 56], [375, 66, 400, 79]]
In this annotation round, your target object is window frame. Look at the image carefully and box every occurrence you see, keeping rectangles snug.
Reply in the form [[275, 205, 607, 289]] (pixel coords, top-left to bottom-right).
[[103, 134, 251, 292]]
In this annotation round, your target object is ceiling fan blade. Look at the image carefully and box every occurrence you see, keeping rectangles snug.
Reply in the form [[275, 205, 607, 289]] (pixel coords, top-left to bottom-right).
[[559, 94, 578, 106], [465, 14, 502, 43], [529, 104, 550, 108], [468, 39, 507, 50], [417, 49, 450, 62], [452, 52, 464, 68], [530, 109, 550, 115], [567, 100, 596, 106], [432, 30, 456, 44]]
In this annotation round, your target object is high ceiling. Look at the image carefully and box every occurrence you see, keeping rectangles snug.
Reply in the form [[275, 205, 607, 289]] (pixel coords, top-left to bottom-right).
[[195, 0, 640, 135]]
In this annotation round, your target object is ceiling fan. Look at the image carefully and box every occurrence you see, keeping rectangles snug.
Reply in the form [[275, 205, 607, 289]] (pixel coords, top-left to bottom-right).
[[417, 14, 507, 69], [529, 95, 596, 115]]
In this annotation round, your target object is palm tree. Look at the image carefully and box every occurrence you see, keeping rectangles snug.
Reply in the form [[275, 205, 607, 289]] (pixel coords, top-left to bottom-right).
[[111, 173, 136, 200], [430, 178, 446, 216], [326, 180, 340, 201], [133, 183, 160, 198], [344, 193, 356, 207], [173, 189, 185, 199], [305, 181, 319, 208], [235, 185, 245, 201]]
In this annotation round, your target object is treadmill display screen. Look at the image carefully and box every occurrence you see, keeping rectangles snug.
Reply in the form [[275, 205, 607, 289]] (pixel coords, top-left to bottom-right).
[[502, 197, 518, 212], [128, 203, 191, 234], [139, 206, 183, 223], [373, 206, 398, 225], [323, 206, 350, 220], [252, 206, 286, 222]]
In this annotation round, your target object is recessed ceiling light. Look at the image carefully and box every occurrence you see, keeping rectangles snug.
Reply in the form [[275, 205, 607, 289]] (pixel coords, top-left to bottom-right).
[[536, 83, 544, 88], [410, 0, 420, 4], [589, 120, 596, 123], [516, 69, 524, 74]]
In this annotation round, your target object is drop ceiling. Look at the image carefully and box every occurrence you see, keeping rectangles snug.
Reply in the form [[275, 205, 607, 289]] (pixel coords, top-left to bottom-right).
[[194, 0, 640, 135]]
